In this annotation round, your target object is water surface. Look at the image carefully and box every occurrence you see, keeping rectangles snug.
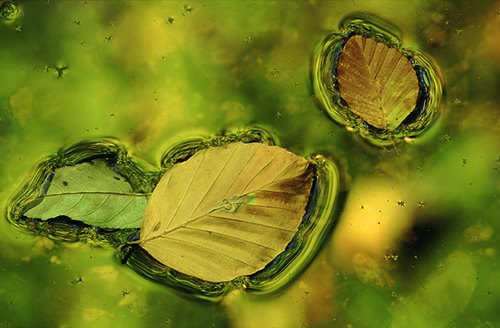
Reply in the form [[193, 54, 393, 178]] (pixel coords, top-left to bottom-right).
[[1, 1, 498, 327]]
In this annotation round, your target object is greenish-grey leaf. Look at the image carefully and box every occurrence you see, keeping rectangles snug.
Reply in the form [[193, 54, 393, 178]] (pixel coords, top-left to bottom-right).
[[24, 160, 148, 229]]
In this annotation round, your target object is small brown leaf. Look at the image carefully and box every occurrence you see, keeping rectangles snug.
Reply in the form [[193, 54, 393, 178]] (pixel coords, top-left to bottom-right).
[[139, 142, 313, 282], [337, 35, 419, 130]]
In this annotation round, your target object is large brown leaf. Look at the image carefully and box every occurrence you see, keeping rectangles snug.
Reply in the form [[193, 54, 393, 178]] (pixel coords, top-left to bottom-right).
[[139, 142, 313, 282], [337, 35, 419, 130]]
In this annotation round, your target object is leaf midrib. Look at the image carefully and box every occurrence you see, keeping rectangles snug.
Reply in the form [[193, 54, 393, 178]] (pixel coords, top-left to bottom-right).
[[140, 171, 307, 244], [355, 37, 387, 124], [40, 191, 149, 197]]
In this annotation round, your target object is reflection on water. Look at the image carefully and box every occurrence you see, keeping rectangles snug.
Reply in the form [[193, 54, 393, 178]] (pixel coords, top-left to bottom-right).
[[1, 1, 498, 327]]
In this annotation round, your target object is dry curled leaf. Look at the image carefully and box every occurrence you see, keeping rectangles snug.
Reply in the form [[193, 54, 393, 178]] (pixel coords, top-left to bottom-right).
[[139, 142, 313, 282], [337, 35, 419, 130]]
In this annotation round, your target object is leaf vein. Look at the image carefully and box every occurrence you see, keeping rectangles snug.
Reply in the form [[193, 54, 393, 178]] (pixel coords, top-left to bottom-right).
[[164, 151, 206, 229], [162, 234, 259, 268], [207, 214, 297, 232], [189, 144, 238, 217], [240, 146, 282, 194], [182, 226, 280, 252]]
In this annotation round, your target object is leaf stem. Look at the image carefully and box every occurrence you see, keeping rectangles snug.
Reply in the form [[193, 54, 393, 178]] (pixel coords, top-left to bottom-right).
[[119, 243, 138, 264]]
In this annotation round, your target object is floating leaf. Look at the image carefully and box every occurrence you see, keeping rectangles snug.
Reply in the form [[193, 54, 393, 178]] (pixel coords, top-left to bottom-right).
[[139, 142, 313, 282], [24, 160, 148, 229], [337, 35, 419, 130]]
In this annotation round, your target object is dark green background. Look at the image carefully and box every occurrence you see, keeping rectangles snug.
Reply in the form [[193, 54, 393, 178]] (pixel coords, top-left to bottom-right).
[[0, 1, 498, 327]]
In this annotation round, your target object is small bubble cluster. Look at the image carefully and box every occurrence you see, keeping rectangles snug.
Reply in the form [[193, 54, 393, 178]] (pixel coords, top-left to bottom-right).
[[0, 1, 21, 21]]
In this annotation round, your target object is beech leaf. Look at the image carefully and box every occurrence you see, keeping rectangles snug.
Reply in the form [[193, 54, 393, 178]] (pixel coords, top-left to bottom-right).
[[337, 35, 419, 130], [24, 160, 148, 229], [139, 142, 313, 282]]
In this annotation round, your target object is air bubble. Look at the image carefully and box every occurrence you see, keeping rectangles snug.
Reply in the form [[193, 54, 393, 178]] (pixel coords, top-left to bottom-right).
[[0, 1, 21, 22]]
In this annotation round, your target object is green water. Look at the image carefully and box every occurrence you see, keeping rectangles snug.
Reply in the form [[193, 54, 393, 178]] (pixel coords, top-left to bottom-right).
[[1, 1, 498, 327]]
